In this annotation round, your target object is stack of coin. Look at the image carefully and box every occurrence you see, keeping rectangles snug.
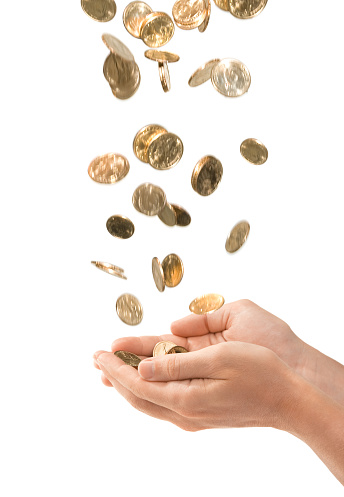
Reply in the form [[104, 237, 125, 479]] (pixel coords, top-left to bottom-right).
[[191, 155, 223, 196], [152, 254, 184, 292], [172, 0, 211, 32], [123, 2, 174, 48], [153, 341, 188, 356], [133, 124, 183, 170], [106, 215, 135, 239], [213, 0, 268, 19], [81, 0, 116, 22], [144, 50, 180, 92], [102, 33, 141, 99], [225, 221, 250, 253], [188, 58, 251, 97], [91, 261, 127, 280], [116, 293, 143, 325], [189, 294, 225, 314], [88, 153, 130, 184]]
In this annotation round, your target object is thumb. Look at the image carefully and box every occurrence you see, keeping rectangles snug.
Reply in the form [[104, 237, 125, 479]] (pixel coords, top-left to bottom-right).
[[138, 343, 229, 381]]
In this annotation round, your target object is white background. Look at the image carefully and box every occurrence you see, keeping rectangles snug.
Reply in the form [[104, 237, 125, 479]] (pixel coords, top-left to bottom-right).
[[1, 0, 344, 495]]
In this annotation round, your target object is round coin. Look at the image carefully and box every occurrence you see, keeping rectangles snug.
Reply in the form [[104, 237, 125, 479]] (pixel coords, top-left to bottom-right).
[[211, 58, 251, 97], [153, 341, 179, 356], [162, 253, 184, 288], [116, 294, 143, 325], [170, 204, 191, 226], [88, 152, 130, 184], [152, 257, 165, 292], [191, 155, 223, 196], [114, 350, 142, 368], [198, 0, 211, 32], [123, 1, 153, 38], [110, 66, 141, 100], [81, 0, 116, 22], [140, 12, 175, 48], [106, 215, 135, 239], [189, 294, 225, 314], [158, 202, 177, 226], [91, 261, 127, 279], [228, 0, 268, 19], [240, 138, 268, 165], [168, 345, 188, 354], [104, 54, 141, 99], [132, 183, 166, 216], [133, 124, 167, 163], [213, 0, 229, 11], [158, 61, 171, 92], [225, 220, 250, 253], [144, 50, 180, 63], [172, 0, 206, 29], [101, 33, 135, 61], [147, 132, 183, 170], [188, 58, 221, 87]]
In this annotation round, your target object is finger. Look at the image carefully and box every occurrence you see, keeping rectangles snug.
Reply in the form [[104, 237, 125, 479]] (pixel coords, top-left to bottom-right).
[[101, 373, 113, 387], [111, 335, 188, 356], [171, 304, 231, 337], [138, 343, 230, 382]]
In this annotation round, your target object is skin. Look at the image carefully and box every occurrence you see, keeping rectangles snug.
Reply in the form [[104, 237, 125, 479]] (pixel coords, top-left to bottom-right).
[[94, 299, 344, 485]]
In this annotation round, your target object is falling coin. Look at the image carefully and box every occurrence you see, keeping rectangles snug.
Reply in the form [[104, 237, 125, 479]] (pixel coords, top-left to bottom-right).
[[106, 215, 135, 239], [147, 133, 184, 170], [91, 261, 127, 279], [104, 54, 141, 100], [162, 254, 184, 288], [188, 59, 221, 87], [123, 1, 153, 38], [189, 294, 225, 314], [158, 61, 171, 92], [211, 58, 251, 97], [114, 350, 142, 369], [213, 0, 229, 11], [144, 50, 180, 63], [170, 204, 191, 227], [225, 221, 250, 253], [140, 12, 175, 48], [132, 183, 166, 216], [198, 0, 211, 32], [228, 0, 268, 19], [102, 33, 135, 62], [116, 293, 143, 325], [152, 257, 165, 292], [158, 202, 177, 226], [172, 0, 207, 30], [81, 0, 116, 22], [191, 155, 223, 196], [88, 153, 130, 184], [240, 138, 268, 165], [133, 124, 167, 163], [153, 341, 188, 356]]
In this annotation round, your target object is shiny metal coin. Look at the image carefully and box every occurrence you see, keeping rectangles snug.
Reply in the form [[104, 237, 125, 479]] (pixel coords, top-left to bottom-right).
[[140, 12, 175, 48], [114, 350, 142, 368], [116, 294, 143, 325], [106, 215, 135, 239], [189, 294, 225, 314], [158, 202, 177, 226], [152, 257, 165, 292], [133, 124, 167, 163], [240, 138, 268, 165], [170, 204, 191, 227], [225, 221, 250, 253], [211, 58, 251, 97], [147, 132, 183, 170], [228, 0, 268, 19], [101, 33, 135, 61], [81, 0, 116, 22], [172, 0, 206, 30], [123, 1, 153, 38], [132, 183, 166, 216], [88, 152, 129, 184], [158, 61, 171, 92], [198, 0, 211, 32], [188, 59, 221, 87], [91, 261, 127, 279], [162, 254, 184, 288], [191, 155, 223, 196], [144, 50, 180, 63]]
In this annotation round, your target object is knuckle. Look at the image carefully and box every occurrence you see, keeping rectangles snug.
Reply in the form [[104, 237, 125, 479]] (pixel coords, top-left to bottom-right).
[[165, 356, 180, 379]]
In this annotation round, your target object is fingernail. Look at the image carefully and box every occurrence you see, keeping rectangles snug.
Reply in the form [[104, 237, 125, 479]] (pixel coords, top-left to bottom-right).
[[138, 358, 155, 379]]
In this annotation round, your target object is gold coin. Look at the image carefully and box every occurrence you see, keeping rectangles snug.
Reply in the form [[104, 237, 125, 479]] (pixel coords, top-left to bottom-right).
[[123, 1, 153, 38], [170, 204, 191, 226], [116, 293, 143, 325], [147, 132, 183, 170], [132, 183, 167, 216], [140, 12, 175, 48], [228, 0, 268, 19], [168, 345, 188, 354], [102, 34, 135, 62], [158, 61, 171, 92], [172, 0, 206, 29], [114, 350, 142, 368], [225, 220, 250, 253], [152, 257, 165, 292], [133, 124, 167, 163], [211, 58, 251, 97], [240, 138, 268, 165], [198, 0, 211, 32], [153, 340, 179, 356], [158, 202, 177, 226], [88, 152, 129, 184], [91, 261, 127, 279], [144, 50, 180, 63], [213, 0, 229, 11], [81, 0, 116, 22], [104, 54, 141, 99], [189, 294, 225, 314], [110, 68, 141, 100], [106, 215, 135, 239], [162, 253, 184, 288], [191, 155, 223, 196], [188, 59, 221, 87]]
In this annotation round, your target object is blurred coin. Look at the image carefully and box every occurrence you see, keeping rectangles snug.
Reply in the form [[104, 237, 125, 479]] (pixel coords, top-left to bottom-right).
[[91, 261, 127, 279], [158, 61, 171, 92], [188, 59, 221, 87], [213, 0, 229, 11], [81, 0, 116, 21], [158, 202, 177, 226], [240, 138, 268, 165], [152, 257, 165, 292], [191, 155, 223, 196], [102, 33, 135, 61], [132, 183, 166, 215], [189, 294, 225, 314], [110, 67, 141, 99], [104, 54, 141, 99], [198, 0, 211, 32], [170, 204, 191, 226], [225, 220, 250, 253], [153, 341, 179, 356], [144, 50, 180, 63], [123, 1, 152, 38], [133, 124, 167, 163], [106, 215, 135, 239], [168, 345, 188, 354], [172, 0, 206, 29], [88, 152, 129, 184], [147, 133, 183, 170], [211, 58, 251, 97], [116, 293, 143, 325], [228, 0, 268, 18], [114, 350, 142, 368], [140, 12, 175, 47], [162, 254, 184, 288]]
